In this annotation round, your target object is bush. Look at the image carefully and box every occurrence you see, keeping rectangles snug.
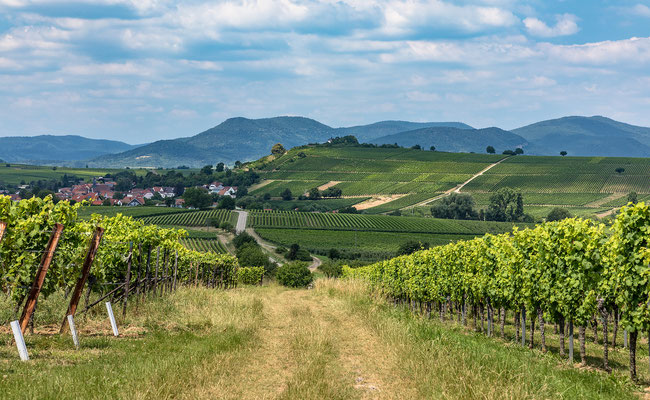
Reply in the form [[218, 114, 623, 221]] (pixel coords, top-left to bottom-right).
[[233, 232, 256, 249], [237, 266, 265, 285], [546, 207, 572, 222], [219, 221, 234, 232], [397, 240, 430, 256], [318, 262, 342, 278], [276, 262, 313, 288]]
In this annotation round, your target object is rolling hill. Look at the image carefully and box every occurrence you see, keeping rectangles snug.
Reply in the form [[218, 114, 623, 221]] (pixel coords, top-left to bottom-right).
[[370, 126, 526, 153], [336, 120, 473, 141], [512, 116, 650, 157], [88, 117, 471, 168], [0, 135, 139, 164]]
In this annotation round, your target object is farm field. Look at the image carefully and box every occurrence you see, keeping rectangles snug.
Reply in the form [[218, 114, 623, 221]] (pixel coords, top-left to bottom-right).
[[256, 228, 491, 260], [1, 282, 634, 399], [139, 209, 236, 227], [250, 146, 650, 216], [248, 210, 525, 235]]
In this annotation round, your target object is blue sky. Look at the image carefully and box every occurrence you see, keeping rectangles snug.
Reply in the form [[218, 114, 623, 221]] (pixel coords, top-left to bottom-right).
[[1, 0, 649, 143]]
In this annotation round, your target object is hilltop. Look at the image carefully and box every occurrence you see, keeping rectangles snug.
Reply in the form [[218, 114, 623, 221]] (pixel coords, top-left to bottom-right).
[[370, 126, 527, 153], [513, 115, 650, 157], [0, 135, 139, 164]]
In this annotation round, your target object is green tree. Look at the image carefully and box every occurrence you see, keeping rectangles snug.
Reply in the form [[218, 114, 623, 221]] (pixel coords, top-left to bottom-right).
[[411, 144, 422, 150], [271, 143, 286, 156], [215, 162, 225, 172], [514, 148, 524, 155], [430, 193, 477, 220], [485, 188, 524, 222], [183, 187, 212, 209], [627, 191, 638, 204], [430, 146, 436, 151], [217, 196, 236, 210], [486, 145, 495, 154], [281, 188, 293, 201], [200, 165, 213, 175], [546, 207, 572, 221], [308, 187, 321, 200], [615, 167, 625, 174], [560, 151, 567, 156]]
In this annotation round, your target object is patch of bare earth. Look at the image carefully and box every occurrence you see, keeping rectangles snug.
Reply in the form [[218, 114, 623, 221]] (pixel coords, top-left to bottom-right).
[[249, 180, 275, 192], [317, 181, 342, 191], [353, 194, 407, 211]]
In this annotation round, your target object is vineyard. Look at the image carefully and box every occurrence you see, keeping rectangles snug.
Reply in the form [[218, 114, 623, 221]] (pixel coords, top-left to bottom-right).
[[344, 201, 650, 381], [248, 210, 524, 234], [0, 195, 238, 359], [248, 146, 650, 215], [138, 209, 236, 227], [179, 237, 227, 254]]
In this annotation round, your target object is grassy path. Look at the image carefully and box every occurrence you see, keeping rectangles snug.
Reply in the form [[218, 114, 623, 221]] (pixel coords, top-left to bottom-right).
[[0, 281, 640, 399]]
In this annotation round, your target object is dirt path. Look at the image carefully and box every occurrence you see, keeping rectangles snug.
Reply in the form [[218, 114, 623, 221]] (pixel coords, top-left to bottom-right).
[[182, 285, 418, 400], [234, 210, 248, 234], [585, 192, 626, 207], [353, 194, 407, 210], [248, 179, 275, 192], [406, 156, 510, 209], [317, 181, 342, 191], [246, 227, 286, 265]]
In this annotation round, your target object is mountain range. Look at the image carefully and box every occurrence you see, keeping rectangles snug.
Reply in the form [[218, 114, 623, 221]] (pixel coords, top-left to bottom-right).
[[1, 115, 650, 168]]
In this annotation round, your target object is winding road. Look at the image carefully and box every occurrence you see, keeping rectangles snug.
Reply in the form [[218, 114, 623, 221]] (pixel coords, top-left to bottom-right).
[[235, 209, 321, 270]]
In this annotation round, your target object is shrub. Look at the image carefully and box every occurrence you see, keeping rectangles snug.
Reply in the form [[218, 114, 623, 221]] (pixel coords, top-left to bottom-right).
[[233, 232, 256, 249], [237, 266, 265, 285], [546, 207, 572, 222], [318, 262, 342, 278], [276, 262, 313, 288], [397, 240, 430, 256]]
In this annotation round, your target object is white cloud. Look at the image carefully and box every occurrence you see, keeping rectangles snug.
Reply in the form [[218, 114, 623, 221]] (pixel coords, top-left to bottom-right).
[[543, 36, 650, 64], [633, 4, 650, 17], [382, 0, 518, 36], [524, 14, 578, 37]]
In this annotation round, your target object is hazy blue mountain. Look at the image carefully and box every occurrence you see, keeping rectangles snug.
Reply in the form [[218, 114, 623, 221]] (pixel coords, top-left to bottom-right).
[[0, 135, 139, 164], [512, 116, 650, 157], [90, 117, 478, 168], [90, 116, 336, 168], [370, 127, 527, 154], [337, 120, 473, 141]]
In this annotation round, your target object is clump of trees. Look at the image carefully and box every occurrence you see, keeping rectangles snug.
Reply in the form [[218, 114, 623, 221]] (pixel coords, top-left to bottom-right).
[[276, 262, 313, 288], [397, 240, 430, 256], [482, 187, 530, 222], [431, 193, 478, 220], [233, 232, 276, 275]]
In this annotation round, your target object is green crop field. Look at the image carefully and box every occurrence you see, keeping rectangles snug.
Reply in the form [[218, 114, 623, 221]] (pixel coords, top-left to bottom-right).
[[248, 210, 525, 235], [179, 237, 227, 253], [250, 146, 650, 217], [0, 163, 168, 186], [255, 228, 479, 260], [139, 209, 236, 227]]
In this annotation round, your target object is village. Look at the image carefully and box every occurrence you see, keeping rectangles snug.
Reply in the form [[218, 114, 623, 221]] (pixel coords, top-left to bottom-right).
[[0, 179, 237, 208]]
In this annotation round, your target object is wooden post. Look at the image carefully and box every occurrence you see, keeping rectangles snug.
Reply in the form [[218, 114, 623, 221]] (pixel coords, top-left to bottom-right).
[[194, 262, 199, 287], [135, 243, 143, 303], [172, 251, 178, 291], [153, 247, 160, 295], [19, 223, 64, 334], [144, 245, 152, 298], [0, 220, 7, 245], [122, 242, 133, 318], [160, 249, 168, 296], [60, 226, 104, 333]]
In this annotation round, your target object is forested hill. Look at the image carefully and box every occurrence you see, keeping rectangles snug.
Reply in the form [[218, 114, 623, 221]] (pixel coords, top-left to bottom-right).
[[0, 135, 138, 164], [370, 126, 527, 153], [88, 117, 469, 168], [336, 120, 473, 141], [512, 116, 650, 157]]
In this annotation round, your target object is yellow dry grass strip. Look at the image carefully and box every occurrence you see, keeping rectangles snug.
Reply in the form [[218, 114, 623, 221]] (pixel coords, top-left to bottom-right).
[[178, 284, 419, 400], [317, 181, 342, 191], [354, 194, 407, 210], [585, 192, 626, 208]]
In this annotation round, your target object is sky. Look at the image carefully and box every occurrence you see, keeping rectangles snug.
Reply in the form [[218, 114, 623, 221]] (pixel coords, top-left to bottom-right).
[[1, 0, 650, 143]]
